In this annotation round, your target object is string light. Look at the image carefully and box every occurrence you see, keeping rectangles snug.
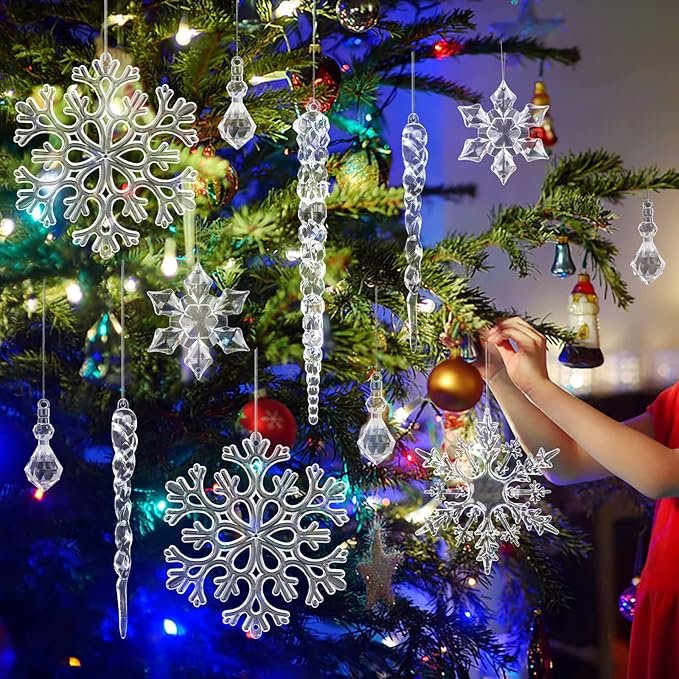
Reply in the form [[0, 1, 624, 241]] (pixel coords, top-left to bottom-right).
[[466, 576, 477, 587], [161, 238, 179, 277], [124, 277, 138, 293], [0, 217, 15, 238], [33, 488, 44, 501], [163, 618, 178, 635], [65, 281, 83, 305], [68, 657, 82, 667], [25, 295, 38, 313], [274, 0, 302, 17], [175, 15, 196, 46]]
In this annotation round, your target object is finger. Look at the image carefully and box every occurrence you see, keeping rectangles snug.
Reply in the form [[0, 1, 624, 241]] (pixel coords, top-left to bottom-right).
[[488, 326, 543, 352], [495, 317, 546, 346]]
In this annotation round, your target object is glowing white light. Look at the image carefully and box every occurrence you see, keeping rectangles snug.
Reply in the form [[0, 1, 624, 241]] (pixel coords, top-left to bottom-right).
[[161, 238, 179, 277], [65, 282, 83, 304], [124, 277, 138, 293], [0, 218, 15, 237], [274, 0, 301, 17], [26, 296, 38, 313], [417, 299, 436, 313], [163, 618, 178, 635], [175, 17, 199, 46]]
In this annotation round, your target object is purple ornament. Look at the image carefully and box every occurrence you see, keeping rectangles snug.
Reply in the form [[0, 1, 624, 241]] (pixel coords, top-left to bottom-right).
[[618, 577, 640, 621]]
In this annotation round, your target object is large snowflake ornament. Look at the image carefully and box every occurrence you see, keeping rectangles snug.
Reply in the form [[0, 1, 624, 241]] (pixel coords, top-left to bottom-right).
[[13, 52, 199, 259], [147, 261, 249, 380], [458, 78, 549, 184], [164, 431, 349, 638], [416, 407, 559, 574]]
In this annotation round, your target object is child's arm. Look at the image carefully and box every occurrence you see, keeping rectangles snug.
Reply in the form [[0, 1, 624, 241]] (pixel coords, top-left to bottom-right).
[[488, 318, 672, 499], [479, 335, 613, 483]]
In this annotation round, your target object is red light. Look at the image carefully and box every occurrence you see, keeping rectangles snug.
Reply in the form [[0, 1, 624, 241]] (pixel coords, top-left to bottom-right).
[[433, 39, 462, 60], [33, 488, 44, 501], [406, 453, 413, 462], [341, 63, 350, 72], [245, 630, 256, 639]]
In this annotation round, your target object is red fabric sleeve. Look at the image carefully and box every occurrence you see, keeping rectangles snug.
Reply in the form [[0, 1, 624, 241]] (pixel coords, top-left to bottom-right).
[[647, 382, 679, 448]]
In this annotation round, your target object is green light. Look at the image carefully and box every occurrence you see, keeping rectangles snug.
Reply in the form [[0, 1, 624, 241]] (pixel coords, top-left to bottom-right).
[[156, 500, 167, 511]]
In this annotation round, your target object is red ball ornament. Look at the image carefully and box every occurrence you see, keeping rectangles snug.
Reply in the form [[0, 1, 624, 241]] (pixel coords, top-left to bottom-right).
[[290, 54, 342, 113], [240, 398, 298, 449]]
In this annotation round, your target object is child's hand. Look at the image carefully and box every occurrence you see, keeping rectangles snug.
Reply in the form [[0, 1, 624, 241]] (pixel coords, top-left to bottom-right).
[[486, 317, 550, 396], [478, 331, 508, 383]]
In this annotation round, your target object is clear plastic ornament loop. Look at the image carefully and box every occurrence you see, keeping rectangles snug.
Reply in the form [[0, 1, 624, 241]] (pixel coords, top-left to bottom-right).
[[13, 52, 199, 259]]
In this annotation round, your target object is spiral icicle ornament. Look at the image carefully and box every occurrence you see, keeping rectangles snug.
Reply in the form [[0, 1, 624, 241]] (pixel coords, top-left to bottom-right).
[[294, 98, 330, 425], [402, 112, 428, 351], [111, 398, 138, 639]]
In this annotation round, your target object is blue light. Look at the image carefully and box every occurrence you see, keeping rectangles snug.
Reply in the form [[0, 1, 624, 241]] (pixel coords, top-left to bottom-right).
[[163, 618, 178, 635], [365, 113, 372, 122], [156, 500, 167, 512], [31, 204, 44, 222], [464, 610, 472, 619]]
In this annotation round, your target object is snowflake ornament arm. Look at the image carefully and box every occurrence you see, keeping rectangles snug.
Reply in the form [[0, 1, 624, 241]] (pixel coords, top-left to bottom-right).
[[14, 53, 199, 259], [164, 432, 349, 638]]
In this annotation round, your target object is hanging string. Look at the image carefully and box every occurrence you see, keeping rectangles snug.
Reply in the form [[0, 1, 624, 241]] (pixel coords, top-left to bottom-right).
[[103, 0, 108, 54], [311, 0, 317, 99], [235, 0, 239, 58], [41, 281, 46, 400], [253, 347, 259, 436], [484, 339, 489, 408], [120, 259, 126, 400], [373, 287, 379, 370], [500, 40, 505, 81], [410, 50, 415, 115]]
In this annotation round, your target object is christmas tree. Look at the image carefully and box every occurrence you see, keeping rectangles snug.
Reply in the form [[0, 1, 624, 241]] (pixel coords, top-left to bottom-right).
[[0, 1, 677, 677]]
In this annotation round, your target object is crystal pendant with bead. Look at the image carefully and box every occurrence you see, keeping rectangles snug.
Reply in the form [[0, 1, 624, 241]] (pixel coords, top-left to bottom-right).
[[631, 199, 665, 285], [357, 372, 396, 465], [218, 56, 256, 150], [24, 398, 63, 492]]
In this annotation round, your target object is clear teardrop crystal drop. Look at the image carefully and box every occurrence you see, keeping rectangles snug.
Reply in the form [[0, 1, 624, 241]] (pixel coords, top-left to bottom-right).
[[631, 240, 665, 285], [25, 441, 63, 492]]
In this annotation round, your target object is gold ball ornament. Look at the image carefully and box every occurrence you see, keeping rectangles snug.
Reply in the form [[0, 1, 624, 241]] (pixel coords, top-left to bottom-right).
[[334, 145, 392, 191], [189, 144, 239, 211], [427, 356, 484, 412]]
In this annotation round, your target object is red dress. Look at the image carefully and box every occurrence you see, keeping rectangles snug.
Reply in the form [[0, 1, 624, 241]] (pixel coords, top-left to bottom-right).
[[628, 382, 679, 678]]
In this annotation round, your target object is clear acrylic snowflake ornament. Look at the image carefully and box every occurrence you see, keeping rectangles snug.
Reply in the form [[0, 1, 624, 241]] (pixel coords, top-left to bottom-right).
[[13, 52, 199, 259], [218, 57, 256, 150], [416, 407, 559, 574], [147, 261, 249, 380], [458, 72, 549, 185], [631, 199, 665, 285], [164, 431, 349, 638], [358, 372, 396, 465]]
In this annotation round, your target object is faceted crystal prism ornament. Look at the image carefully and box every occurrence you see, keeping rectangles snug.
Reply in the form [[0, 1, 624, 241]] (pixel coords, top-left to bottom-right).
[[631, 199, 665, 285], [458, 78, 549, 184], [147, 261, 250, 380], [357, 372, 396, 465], [218, 57, 256, 150], [25, 398, 63, 492]]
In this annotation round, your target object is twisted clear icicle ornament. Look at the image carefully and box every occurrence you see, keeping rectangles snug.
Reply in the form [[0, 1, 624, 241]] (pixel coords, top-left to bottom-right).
[[401, 112, 428, 351], [631, 199, 665, 285], [218, 56, 256, 150], [357, 372, 396, 465], [294, 99, 330, 425], [111, 398, 138, 639], [25, 398, 63, 492]]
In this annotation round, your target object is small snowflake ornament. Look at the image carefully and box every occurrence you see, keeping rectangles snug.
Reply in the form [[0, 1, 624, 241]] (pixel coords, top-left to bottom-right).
[[416, 407, 559, 574], [13, 52, 199, 259], [458, 78, 549, 184], [147, 261, 249, 380], [164, 431, 349, 638]]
